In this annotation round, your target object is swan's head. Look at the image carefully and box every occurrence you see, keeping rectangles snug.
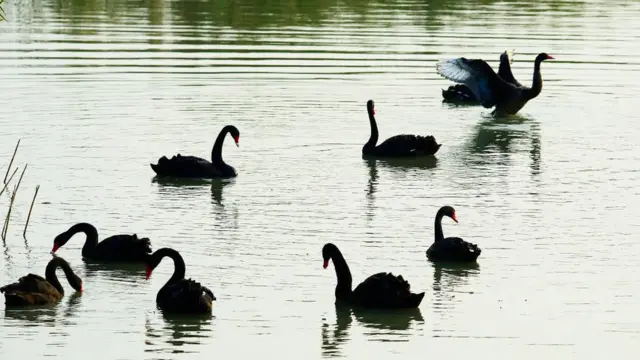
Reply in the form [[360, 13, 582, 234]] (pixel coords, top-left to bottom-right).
[[366, 99, 375, 115], [536, 53, 554, 62], [322, 243, 339, 269], [144, 253, 162, 280], [223, 125, 241, 147], [230, 127, 240, 147], [52, 231, 72, 254], [439, 205, 458, 223], [70, 274, 84, 293]]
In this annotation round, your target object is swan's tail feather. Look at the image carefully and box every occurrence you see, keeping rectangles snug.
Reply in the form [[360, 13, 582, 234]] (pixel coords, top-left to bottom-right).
[[441, 84, 477, 102], [136, 236, 152, 254], [417, 135, 441, 155], [410, 292, 425, 307]]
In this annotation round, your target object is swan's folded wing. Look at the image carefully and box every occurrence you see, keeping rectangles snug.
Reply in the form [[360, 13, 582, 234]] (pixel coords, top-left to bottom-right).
[[2, 274, 58, 296], [436, 57, 512, 108], [95, 234, 152, 260], [353, 272, 415, 307], [3, 291, 54, 305], [439, 237, 481, 255], [376, 135, 440, 156], [168, 279, 215, 305]]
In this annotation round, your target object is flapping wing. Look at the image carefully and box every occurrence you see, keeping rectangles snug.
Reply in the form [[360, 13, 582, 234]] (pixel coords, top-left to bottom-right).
[[436, 57, 513, 108]]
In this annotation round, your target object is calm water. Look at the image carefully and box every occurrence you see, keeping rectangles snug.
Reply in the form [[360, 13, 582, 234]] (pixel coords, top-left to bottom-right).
[[1, 0, 640, 358]]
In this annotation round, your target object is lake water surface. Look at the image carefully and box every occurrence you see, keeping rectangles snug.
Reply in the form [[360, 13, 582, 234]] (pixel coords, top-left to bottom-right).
[[1, 0, 640, 358]]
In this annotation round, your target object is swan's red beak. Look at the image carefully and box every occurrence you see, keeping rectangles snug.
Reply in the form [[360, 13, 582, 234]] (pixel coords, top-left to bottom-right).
[[547, 55, 555, 60], [451, 212, 458, 223], [145, 265, 153, 280], [323, 259, 329, 269], [51, 243, 60, 253], [233, 136, 240, 147]]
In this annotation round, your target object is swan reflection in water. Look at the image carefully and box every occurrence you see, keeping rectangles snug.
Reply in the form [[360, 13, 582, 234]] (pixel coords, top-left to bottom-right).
[[363, 156, 438, 222], [466, 114, 541, 172], [145, 312, 213, 354], [322, 305, 424, 357], [152, 176, 235, 207], [431, 262, 480, 316], [82, 261, 146, 283]]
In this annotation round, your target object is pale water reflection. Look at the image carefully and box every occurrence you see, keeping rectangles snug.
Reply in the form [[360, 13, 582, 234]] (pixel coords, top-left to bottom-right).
[[322, 305, 425, 357], [145, 313, 214, 355]]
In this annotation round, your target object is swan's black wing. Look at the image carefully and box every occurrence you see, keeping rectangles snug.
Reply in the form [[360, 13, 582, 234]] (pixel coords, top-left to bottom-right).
[[150, 154, 222, 178], [375, 135, 441, 156], [497, 49, 522, 87], [352, 272, 424, 309], [1, 274, 61, 305], [93, 234, 152, 262], [437, 57, 516, 109], [426, 237, 481, 262], [157, 278, 215, 314]]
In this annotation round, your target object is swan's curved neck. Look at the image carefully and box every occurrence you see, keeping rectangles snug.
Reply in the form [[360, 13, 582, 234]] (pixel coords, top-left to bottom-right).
[[152, 248, 186, 290], [364, 108, 379, 150], [434, 211, 446, 242], [329, 248, 353, 300], [525, 60, 544, 100], [211, 127, 231, 165], [68, 223, 99, 257], [45, 258, 80, 294]]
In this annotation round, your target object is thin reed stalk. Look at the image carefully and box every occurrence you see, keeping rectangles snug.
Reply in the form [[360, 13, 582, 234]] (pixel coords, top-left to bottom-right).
[[23, 185, 40, 239], [0, 167, 18, 197], [2, 164, 27, 240], [2, 185, 18, 240], [4, 139, 20, 184]]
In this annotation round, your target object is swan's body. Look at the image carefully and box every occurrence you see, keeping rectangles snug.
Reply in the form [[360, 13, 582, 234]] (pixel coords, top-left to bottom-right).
[[52, 222, 151, 262], [151, 125, 240, 179], [363, 100, 440, 158], [436, 52, 553, 115], [0, 257, 83, 306], [442, 50, 521, 103], [426, 206, 481, 262], [145, 248, 215, 314], [323, 243, 424, 309]]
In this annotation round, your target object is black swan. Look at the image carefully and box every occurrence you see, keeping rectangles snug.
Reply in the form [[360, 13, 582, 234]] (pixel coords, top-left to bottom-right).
[[145, 247, 215, 314], [442, 50, 522, 103], [426, 206, 481, 262], [1, 257, 83, 306], [436, 52, 554, 115], [363, 100, 441, 157], [52, 222, 151, 262], [150, 125, 240, 179], [322, 243, 424, 309]]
